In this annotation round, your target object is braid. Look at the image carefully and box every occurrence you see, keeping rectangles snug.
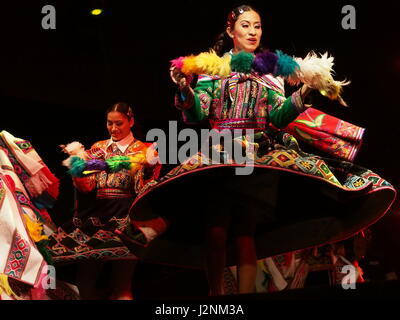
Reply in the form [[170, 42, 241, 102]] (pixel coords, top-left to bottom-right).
[[213, 31, 230, 57], [107, 102, 134, 121]]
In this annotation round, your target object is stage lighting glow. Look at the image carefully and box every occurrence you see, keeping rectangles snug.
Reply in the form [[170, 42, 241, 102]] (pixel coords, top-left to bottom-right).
[[90, 9, 103, 16]]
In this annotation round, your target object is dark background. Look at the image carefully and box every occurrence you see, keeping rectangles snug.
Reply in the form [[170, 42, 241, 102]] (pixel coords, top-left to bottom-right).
[[1, 0, 400, 297]]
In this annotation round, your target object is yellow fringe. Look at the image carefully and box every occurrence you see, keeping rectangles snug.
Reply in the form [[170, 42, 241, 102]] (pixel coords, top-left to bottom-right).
[[181, 50, 233, 77], [181, 55, 200, 75], [219, 54, 232, 78], [23, 214, 48, 242], [129, 153, 147, 175], [0, 274, 20, 299], [195, 50, 223, 75], [129, 153, 146, 164]]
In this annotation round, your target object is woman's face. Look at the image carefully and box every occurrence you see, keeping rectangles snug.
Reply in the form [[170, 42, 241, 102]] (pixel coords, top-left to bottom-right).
[[107, 111, 133, 141], [227, 10, 262, 54]]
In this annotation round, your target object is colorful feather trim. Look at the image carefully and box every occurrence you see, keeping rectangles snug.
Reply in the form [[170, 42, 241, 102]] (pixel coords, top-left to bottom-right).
[[69, 157, 86, 177], [275, 50, 300, 77], [171, 49, 349, 105], [68, 155, 147, 177], [231, 51, 254, 73], [86, 159, 108, 171], [106, 156, 131, 172], [23, 214, 49, 243], [287, 51, 350, 106], [253, 50, 278, 74]]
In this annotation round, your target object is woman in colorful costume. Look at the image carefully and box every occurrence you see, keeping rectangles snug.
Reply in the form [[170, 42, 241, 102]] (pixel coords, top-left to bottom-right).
[[0, 130, 79, 300], [45, 102, 162, 299], [125, 5, 396, 295]]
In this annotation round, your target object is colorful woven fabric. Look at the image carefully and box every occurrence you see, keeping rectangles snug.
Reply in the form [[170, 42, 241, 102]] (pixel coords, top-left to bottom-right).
[[47, 139, 160, 264], [127, 68, 395, 269], [285, 107, 365, 161], [0, 131, 59, 210], [0, 171, 47, 296]]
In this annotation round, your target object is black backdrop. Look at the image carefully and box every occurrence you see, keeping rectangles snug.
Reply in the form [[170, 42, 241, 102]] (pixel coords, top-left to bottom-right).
[[1, 0, 400, 292]]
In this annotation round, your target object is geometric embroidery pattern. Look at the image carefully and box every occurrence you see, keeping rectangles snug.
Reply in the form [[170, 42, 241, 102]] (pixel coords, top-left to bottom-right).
[[69, 228, 91, 245], [4, 231, 31, 279], [92, 230, 120, 242], [361, 171, 393, 189], [50, 242, 71, 255], [51, 246, 133, 263], [74, 244, 91, 253], [343, 175, 370, 190], [109, 216, 130, 231], [140, 131, 394, 200], [268, 151, 296, 167], [15, 140, 33, 154], [52, 228, 69, 243], [15, 191, 31, 207]]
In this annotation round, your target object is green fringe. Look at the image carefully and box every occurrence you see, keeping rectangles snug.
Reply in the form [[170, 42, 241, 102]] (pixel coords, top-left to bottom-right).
[[231, 51, 254, 73], [275, 50, 299, 77], [69, 157, 86, 177], [106, 156, 131, 172]]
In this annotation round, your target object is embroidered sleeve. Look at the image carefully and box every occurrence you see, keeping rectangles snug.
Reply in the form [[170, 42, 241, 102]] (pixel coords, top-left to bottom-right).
[[268, 88, 306, 128], [176, 78, 216, 123], [126, 141, 148, 173], [71, 141, 106, 193], [129, 141, 161, 194], [73, 175, 96, 193], [87, 141, 107, 159]]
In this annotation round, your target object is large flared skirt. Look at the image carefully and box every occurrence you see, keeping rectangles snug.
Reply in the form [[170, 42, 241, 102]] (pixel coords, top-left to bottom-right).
[[129, 147, 396, 268]]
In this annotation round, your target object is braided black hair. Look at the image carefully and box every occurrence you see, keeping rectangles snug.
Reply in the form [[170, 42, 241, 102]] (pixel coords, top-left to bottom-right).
[[107, 102, 134, 121]]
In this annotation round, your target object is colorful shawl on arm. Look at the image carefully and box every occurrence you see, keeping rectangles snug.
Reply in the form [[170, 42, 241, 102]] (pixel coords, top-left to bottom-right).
[[195, 74, 364, 162], [0, 131, 61, 299], [285, 107, 364, 162], [0, 130, 59, 226], [0, 170, 47, 299]]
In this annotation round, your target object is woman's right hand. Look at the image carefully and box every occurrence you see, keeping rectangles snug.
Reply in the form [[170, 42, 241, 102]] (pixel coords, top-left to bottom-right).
[[170, 66, 188, 88]]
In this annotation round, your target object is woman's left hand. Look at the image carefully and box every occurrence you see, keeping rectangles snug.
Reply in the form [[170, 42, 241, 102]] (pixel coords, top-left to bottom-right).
[[300, 84, 313, 101]]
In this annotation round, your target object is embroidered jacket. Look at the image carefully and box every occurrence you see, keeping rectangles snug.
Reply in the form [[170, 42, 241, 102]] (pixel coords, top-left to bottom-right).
[[175, 73, 306, 130], [73, 137, 156, 198]]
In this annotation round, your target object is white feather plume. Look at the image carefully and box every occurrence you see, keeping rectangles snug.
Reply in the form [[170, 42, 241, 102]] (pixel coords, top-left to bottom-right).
[[60, 141, 88, 168], [287, 51, 350, 106]]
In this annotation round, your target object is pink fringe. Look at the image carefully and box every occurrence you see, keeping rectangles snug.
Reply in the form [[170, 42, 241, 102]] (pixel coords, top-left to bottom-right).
[[24, 167, 59, 199], [170, 56, 185, 69]]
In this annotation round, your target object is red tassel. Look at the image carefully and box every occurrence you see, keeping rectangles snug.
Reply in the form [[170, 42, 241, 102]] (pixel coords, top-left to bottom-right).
[[39, 166, 60, 199]]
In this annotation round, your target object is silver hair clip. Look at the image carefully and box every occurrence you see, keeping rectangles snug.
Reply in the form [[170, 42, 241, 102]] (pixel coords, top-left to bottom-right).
[[238, 8, 244, 14]]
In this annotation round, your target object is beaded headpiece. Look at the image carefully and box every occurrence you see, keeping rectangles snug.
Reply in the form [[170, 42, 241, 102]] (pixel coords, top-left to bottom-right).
[[227, 7, 245, 27]]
